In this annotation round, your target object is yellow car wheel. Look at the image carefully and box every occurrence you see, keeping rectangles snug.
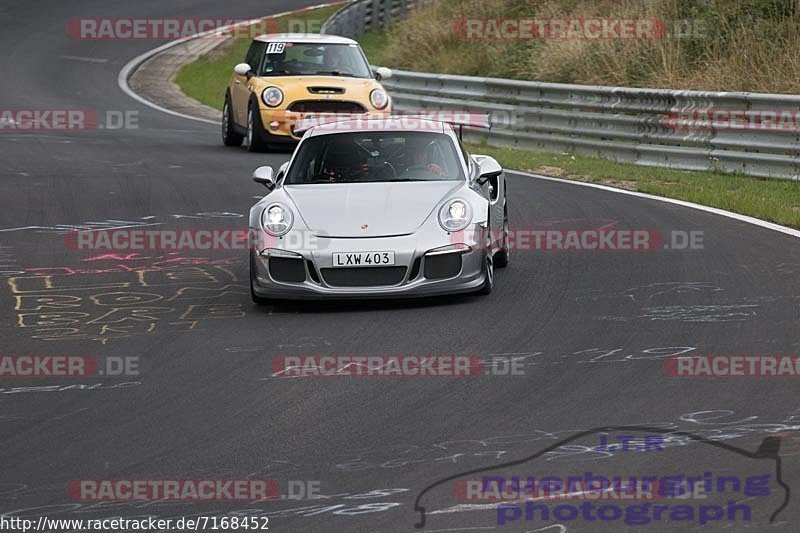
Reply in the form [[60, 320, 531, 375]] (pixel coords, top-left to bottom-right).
[[221, 94, 244, 147], [245, 103, 269, 153]]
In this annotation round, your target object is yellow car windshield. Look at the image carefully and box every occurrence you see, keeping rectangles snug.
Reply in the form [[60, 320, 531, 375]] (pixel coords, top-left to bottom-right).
[[260, 43, 372, 78]]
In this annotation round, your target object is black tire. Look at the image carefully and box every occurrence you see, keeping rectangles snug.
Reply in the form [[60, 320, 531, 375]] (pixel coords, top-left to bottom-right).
[[494, 203, 510, 268], [249, 252, 272, 305], [244, 102, 269, 153], [479, 254, 494, 295], [221, 94, 244, 147]]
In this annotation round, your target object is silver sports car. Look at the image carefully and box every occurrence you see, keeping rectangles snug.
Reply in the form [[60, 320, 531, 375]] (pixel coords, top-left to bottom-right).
[[248, 116, 509, 302]]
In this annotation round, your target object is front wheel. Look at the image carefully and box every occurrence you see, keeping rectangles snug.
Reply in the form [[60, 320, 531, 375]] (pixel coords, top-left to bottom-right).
[[479, 255, 494, 295], [244, 104, 269, 153], [221, 95, 244, 147], [494, 205, 510, 268]]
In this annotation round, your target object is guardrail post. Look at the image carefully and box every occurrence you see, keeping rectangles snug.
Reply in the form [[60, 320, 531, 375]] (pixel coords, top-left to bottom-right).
[[324, 0, 424, 38], [356, 2, 366, 35], [372, 0, 382, 31]]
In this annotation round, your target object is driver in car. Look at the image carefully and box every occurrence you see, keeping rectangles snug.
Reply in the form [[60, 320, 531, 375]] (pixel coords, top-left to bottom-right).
[[322, 46, 352, 75], [404, 138, 444, 176], [321, 138, 368, 181], [264, 49, 292, 75]]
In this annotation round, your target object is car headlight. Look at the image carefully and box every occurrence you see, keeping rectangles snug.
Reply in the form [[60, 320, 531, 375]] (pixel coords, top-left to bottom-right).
[[261, 203, 293, 236], [370, 89, 389, 110], [438, 199, 472, 232], [262, 87, 284, 108]]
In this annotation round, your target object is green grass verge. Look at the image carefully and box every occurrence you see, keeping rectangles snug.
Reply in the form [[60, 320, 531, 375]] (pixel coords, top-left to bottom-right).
[[175, 5, 341, 111], [465, 143, 800, 229], [358, 30, 390, 66]]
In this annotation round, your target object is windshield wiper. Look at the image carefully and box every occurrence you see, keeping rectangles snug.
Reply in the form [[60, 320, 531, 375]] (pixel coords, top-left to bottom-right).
[[260, 70, 307, 76], [314, 71, 358, 77], [307, 174, 361, 183], [356, 178, 419, 183]]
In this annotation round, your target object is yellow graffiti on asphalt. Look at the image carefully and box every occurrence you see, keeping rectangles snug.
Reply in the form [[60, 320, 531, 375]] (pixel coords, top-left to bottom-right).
[[7, 265, 247, 344]]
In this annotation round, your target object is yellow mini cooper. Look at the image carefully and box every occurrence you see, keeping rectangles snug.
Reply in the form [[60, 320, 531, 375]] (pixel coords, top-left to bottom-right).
[[222, 33, 393, 152]]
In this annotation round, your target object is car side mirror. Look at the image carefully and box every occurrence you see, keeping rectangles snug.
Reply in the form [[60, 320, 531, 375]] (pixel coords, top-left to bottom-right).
[[276, 161, 290, 181], [252, 166, 275, 190], [234, 63, 252, 77], [474, 155, 502, 185], [476, 173, 500, 186], [374, 67, 392, 81]]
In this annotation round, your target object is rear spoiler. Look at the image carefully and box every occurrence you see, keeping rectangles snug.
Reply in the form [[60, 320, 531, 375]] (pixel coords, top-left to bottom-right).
[[292, 112, 491, 139], [292, 113, 364, 135], [401, 112, 491, 140]]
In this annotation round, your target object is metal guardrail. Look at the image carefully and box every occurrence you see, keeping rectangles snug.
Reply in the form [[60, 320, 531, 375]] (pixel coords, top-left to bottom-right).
[[380, 69, 800, 180], [324, 0, 800, 180], [322, 0, 433, 37]]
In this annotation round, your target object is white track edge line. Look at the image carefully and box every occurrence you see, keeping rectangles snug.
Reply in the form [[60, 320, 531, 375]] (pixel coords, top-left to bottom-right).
[[509, 169, 800, 239]]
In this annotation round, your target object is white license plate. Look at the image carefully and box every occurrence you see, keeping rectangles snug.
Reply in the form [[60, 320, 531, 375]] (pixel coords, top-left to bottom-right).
[[333, 251, 395, 267]]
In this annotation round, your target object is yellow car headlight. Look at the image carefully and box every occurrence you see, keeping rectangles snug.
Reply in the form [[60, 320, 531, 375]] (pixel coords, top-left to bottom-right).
[[262, 87, 284, 108], [370, 89, 389, 110]]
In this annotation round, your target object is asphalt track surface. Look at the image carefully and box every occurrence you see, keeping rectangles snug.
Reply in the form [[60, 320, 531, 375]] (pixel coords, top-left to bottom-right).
[[1, 1, 800, 532]]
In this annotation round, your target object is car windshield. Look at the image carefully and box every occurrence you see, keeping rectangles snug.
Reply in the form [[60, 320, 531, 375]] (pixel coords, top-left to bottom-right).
[[259, 42, 373, 78], [284, 131, 466, 184]]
